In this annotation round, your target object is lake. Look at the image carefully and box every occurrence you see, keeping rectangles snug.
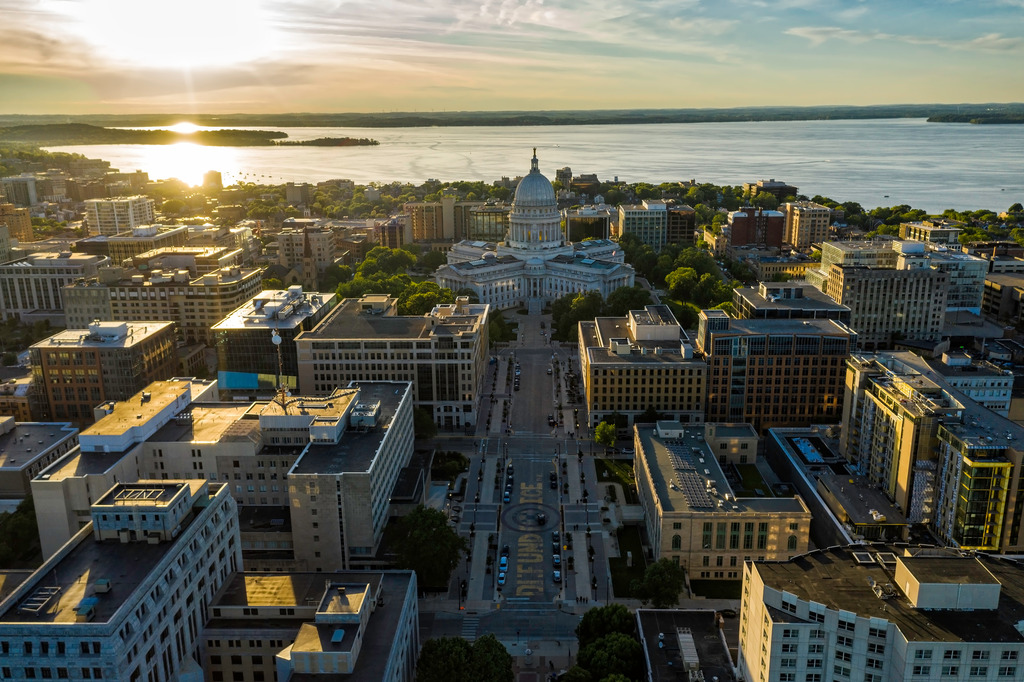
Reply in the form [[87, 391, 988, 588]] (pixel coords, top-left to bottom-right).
[[46, 119, 1024, 213]]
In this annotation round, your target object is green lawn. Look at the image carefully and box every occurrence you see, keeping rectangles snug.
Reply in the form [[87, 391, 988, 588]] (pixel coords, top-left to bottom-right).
[[734, 463, 773, 497], [594, 459, 640, 504], [608, 525, 647, 598]]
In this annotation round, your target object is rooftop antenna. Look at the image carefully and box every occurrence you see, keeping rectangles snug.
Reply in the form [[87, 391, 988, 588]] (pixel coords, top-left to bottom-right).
[[271, 328, 289, 414]]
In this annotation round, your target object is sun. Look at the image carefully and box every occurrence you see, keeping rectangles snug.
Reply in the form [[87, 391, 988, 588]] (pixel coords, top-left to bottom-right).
[[167, 122, 202, 134], [61, 0, 276, 69]]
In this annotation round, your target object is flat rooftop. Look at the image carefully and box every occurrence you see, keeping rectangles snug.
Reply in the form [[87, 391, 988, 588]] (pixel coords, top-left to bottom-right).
[[214, 572, 383, 608], [80, 380, 193, 439], [0, 422, 76, 471], [755, 546, 1024, 643], [708, 317, 855, 337], [148, 403, 253, 444], [290, 383, 408, 475], [734, 284, 849, 313], [303, 297, 484, 341], [637, 426, 805, 515], [817, 473, 907, 527], [580, 320, 698, 366], [213, 290, 335, 332], [637, 610, 736, 682], [0, 482, 222, 625], [32, 321, 174, 350]]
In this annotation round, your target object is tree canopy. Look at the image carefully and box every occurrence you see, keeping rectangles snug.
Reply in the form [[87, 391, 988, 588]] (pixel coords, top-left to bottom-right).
[[576, 604, 636, 647], [393, 505, 466, 590], [594, 422, 616, 448], [630, 557, 687, 608], [577, 632, 644, 681], [416, 634, 512, 682]]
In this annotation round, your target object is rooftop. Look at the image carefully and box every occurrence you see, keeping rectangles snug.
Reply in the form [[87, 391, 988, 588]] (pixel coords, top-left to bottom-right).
[[149, 404, 254, 444], [32, 321, 174, 350], [0, 481, 224, 625], [707, 316, 856, 337], [636, 609, 736, 682], [80, 380, 194, 440], [637, 424, 805, 514], [0, 421, 77, 471], [302, 296, 486, 341], [754, 545, 1024, 643], [213, 287, 336, 332], [290, 383, 409, 475]]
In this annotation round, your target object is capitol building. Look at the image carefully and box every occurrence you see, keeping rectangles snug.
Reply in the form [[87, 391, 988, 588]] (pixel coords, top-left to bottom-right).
[[434, 151, 635, 310]]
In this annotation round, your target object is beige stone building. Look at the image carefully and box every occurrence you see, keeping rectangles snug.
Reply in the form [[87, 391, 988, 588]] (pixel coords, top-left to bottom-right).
[[578, 304, 706, 429], [106, 224, 189, 265], [277, 225, 338, 290], [84, 195, 155, 236], [781, 200, 831, 250], [633, 421, 811, 580], [0, 202, 32, 243], [296, 294, 489, 430]]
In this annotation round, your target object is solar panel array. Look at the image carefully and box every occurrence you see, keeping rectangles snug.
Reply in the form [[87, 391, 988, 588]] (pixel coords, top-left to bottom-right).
[[113, 488, 167, 501], [666, 440, 714, 508]]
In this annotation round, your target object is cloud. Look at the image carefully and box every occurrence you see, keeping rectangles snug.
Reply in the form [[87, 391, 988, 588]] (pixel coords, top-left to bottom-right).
[[785, 25, 1024, 53]]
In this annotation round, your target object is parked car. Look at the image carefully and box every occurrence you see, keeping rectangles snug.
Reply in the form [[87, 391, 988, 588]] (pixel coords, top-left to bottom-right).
[[552, 554, 561, 566], [552, 570, 562, 583], [499, 556, 508, 572], [497, 572, 506, 587], [536, 512, 547, 525]]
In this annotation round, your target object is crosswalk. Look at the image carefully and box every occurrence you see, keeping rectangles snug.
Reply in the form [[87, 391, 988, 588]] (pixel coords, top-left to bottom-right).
[[461, 613, 480, 641]]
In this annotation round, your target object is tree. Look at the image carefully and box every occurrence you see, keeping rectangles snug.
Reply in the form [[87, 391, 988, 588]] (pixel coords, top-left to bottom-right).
[[576, 604, 636, 647], [1, 352, 16, 366], [413, 407, 437, 440], [416, 637, 472, 682], [559, 667, 593, 682], [594, 422, 616, 449], [419, 249, 448, 272], [393, 505, 466, 590], [577, 632, 643, 681], [665, 267, 698, 301], [261, 277, 283, 290], [415, 634, 513, 682], [604, 286, 652, 317], [467, 634, 514, 682], [631, 557, 686, 608], [1010, 203, 1023, 213]]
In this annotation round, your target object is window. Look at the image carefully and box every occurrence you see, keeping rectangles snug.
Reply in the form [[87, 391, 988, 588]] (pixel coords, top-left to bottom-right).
[[833, 665, 850, 678], [942, 666, 959, 676], [781, 659, 797, 668], [836, 636, 853, 648], [838, 620, 855, 632], [970, 667, 988, 677], [913, 666, 931, 676], [916, 650, 933, 660], [868, 643, 885, 655], [805, 675, 821, 682], [782, 644, 798, 653], [973, 651, 990, 661], [782, 602, 797, 614], [998, 666, 1017, 677], [783, 628, 798, 638], [836, 652, 852, 663], [1002, 652, 1019, 661], [945, 650, 962, 661]]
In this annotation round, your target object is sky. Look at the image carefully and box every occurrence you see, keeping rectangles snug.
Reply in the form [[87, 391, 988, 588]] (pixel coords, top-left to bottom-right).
[[0, 0, 1022, 114]]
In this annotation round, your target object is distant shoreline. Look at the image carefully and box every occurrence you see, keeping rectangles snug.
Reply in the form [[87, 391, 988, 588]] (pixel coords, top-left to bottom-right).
[[2, 103, 1024, 129], [0, 124, 380, 147]]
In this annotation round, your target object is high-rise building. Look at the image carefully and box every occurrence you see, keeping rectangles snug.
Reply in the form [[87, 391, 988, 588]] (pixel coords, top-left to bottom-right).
[[732, 282, 852, 322], [84, 196, 156, 236], [578, 304, 706, 429], [105, 224, 189, 265], [296, 294, 489, 430], [0, 416, 77, 496], [740, 545, 1024, 682], [63, 259, 263, 344], [0, 202, 32, 243], [697, 310, 856, 432], [781, 200, 831, 250], [0, 378, 34, 422], [563, 205, 613, 242], [618, 199, 668, 251], [0, 252, 108, 322], [465, 202, 511, 242], [0, 175, 38, 207], [30, 321, 178, 426], [900, 220, 962, 245], [403, 196, 485, 243], [841, 351, 1024, 551], [634, 421, 811, 580], [741, 178, 797, 200], [213, 287, 337, 394], [666, 203, 697, 248], [0, 223, 10, 263], [0, 480, 240, 682]]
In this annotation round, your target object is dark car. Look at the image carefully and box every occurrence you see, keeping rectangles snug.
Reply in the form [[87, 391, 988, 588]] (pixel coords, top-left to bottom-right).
[[536, 513, 547, 525], [501, 544, 510, 557]]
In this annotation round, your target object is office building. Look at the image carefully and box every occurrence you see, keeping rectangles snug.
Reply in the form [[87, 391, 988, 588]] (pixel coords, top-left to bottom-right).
[[465, 201, 511, 242], [563, 205, 614, 242], [666, 203, 697, 248], [0, 377, 33, 422], [213, 287, 337, 394], [618, 199, 668, 251], [0, 202, 32, 243], [277, 225, 337, 290], [63, 260, 263, 344], [84, 196, 156, 236], [633, 421, 811, 580], [781, 201, 831, 250], [925, 351, 1012, 416], [0, 252, 109, 322], [0, 175, 38, 207], [900, 220, 962, 245], [739, 545, 1024, 682], [297, 294, 488, 430], [284, 182, 313, 206], [187, 223, 260, 265], [741, 178, 797, 200], [435, 153, 634, 310], [732, 282, 852, 322], [0, 416, 77, 498], [0, 480, 240, 682], [743, 253, 815, 281], [697, 310, 856, 432], [578, 305, 706, 428], [403, 196, 485, 243], [29, 321, 178, 426], [105, 224, 189, 265], [0, 223, 9, 263], [202, 571, 419, 682], [727, 206, 785, 250]]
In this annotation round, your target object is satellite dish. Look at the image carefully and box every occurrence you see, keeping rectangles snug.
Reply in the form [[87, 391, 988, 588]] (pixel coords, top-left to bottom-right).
[[271, 330, 282, 345]]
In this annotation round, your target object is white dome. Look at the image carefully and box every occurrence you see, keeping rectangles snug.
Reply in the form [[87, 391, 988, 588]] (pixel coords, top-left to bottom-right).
[[513, 150, 556, 208]]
